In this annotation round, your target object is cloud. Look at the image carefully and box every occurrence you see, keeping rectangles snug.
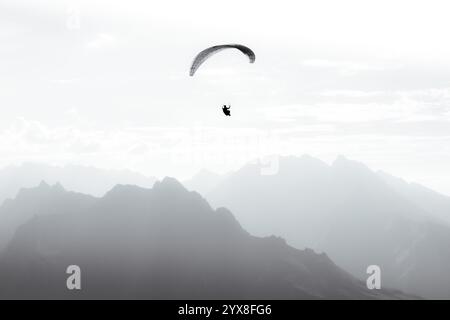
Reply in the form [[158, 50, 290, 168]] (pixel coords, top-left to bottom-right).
[[301, 59, 388, 76], [1, 118, 101, 155], [85, 33, 117, 50], [2, 1, 450, 193], [1, 116, 450, 194], [320, 90, 387, 98]]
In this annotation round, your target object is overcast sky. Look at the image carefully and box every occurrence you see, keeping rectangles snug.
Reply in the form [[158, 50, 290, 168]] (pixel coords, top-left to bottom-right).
[[1, 0, 450, 194]]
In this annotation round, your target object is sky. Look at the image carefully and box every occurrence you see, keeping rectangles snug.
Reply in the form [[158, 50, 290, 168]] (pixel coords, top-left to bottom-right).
[[1, 0, 450, 194]]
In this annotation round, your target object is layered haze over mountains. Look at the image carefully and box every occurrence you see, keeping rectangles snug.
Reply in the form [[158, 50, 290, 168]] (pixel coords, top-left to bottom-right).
[[2, 0, 450, 301], [0, 156, 448, 299], [201, 155, 450, 299], [0, 162, 156, 203], [0, 175, 409, 299]]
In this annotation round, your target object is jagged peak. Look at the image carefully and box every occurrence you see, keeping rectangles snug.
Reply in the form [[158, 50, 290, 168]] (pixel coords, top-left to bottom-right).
[[103, 183, 149, 198], [38, 180, 50, 188], [52, 182, 65, 192], [32, 180, 65, 192], [333, 155, 362, 166], [5, 181, 68, 206], [153, 177, 188, 193]]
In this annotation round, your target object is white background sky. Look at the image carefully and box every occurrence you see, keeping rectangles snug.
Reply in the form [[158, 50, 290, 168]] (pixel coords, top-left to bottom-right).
[[1, 0, 450, 194]]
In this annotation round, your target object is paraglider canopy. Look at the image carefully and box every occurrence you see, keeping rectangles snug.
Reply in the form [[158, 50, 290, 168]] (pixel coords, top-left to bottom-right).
[[189, 44, 255, 76]]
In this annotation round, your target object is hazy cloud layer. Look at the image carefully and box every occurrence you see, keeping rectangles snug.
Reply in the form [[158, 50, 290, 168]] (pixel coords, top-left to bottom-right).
[[1, 0, 450, 193]]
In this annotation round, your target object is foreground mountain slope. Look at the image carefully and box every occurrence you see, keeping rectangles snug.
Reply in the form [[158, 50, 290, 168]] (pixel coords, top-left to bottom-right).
[[0, 178, 405, 299], [206, 155, 450, 298]]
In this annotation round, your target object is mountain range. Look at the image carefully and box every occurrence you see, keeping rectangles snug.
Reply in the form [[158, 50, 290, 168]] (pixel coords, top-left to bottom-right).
[[0, 156, 447, 299], [203, 155, 450, 299], [0, 178, 407, 299], [0, 162, 156, 205]]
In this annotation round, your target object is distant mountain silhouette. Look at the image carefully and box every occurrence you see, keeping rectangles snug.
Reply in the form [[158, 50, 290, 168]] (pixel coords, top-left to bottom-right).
[[184, 169, 225, 196], [378, 171, 450, 225], [0, 163, 156, 205], [0, 178, 408, 299], [206, 155, 450, 298], [0, 181, 96, 251]]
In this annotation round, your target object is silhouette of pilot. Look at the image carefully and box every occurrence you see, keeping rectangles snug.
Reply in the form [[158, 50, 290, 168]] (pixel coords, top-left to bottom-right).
[[222, 105, 231, 116]]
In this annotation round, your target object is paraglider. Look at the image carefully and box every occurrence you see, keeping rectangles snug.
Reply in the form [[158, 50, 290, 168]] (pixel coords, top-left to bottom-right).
[[222, 105, 231, 116], [189, 44, 255, 117], [189, 44, 255, 77]]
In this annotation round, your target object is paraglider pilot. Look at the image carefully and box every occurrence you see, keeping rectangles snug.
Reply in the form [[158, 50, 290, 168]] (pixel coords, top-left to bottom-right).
[[222, 105, 231, 116]]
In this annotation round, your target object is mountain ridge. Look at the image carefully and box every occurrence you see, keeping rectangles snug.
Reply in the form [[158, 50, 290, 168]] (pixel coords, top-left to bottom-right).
[[0, 162, 156, 205], [205, 155, 450, 298], [0, 177, 409, 299]]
